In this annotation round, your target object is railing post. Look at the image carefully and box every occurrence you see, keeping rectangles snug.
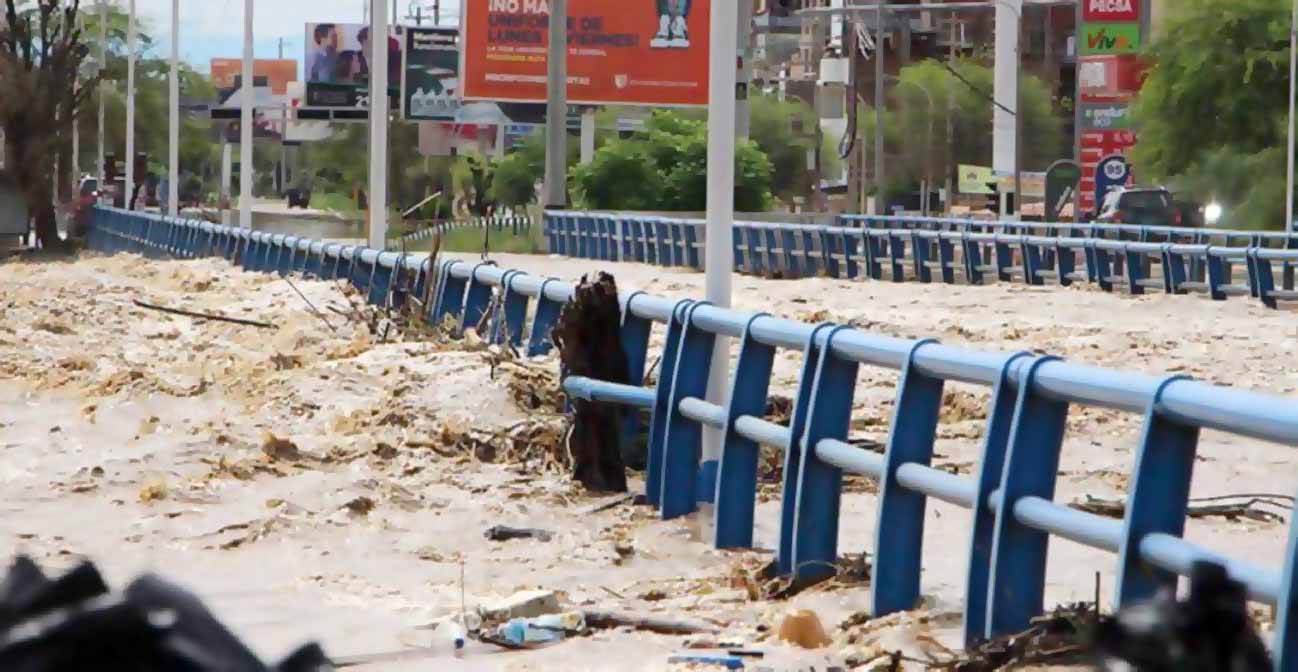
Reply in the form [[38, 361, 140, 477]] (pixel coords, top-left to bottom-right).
[[791, 326, 860, 582], [659, 302, 719, 519], [713, 313, 775, 550], [461, 262, 496, 334], [872, 339, 945, 615], [644, 299, 694, 509], [911, 231, 932, 283], [962, 352, 1032, 646], [432, 260, 467, 327], [495, 270, 531, 346], [1115, 375, 1199, 607], [776, 323, 837, 575], [618, 292, 654, 470], [527, 278, 564, 356], [985, 356, 1071, 640]]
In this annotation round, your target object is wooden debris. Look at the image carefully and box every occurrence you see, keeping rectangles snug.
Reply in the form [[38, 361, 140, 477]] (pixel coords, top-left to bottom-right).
[[583, 610, 718, 635], [133, 299, 275, 329], [552, 272, 632, 492], [1072, 494, 1290, 524]]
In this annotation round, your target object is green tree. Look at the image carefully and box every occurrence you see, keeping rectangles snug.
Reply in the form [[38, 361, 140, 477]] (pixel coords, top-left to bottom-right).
[[571, 110, 773, 212], [882, 59, 1063, 189], [1130, 0, 1290, 229], [1, 0, 98, 249]]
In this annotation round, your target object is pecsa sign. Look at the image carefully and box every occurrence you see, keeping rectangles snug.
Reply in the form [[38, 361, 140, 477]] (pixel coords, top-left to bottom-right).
[[1083, 0, 1140, 23]]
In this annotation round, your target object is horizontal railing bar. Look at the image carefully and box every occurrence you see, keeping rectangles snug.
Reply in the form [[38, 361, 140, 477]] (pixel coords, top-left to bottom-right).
[[1139, 533, 1281, 604], [734, 415, 793, 451], [814, 438, 886, 478], [1007, 495, 1123, 553], [896, 463, 977, 508], [679, 397, 728, 429], [562, 377, 656, 408]]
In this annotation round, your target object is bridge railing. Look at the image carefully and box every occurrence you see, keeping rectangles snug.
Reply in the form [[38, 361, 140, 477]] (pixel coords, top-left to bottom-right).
[[543, 211, 1298, 309], [87, 206, 1298, 668], [394, 214, 534, 246]]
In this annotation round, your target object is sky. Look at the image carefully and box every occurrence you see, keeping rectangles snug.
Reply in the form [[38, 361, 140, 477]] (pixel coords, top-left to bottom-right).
[[125, 0, 460, 73]]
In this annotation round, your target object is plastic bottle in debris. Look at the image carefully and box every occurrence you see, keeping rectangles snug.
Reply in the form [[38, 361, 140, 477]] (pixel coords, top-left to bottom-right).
[[495, 612, 586, 646], [436, 618, 467, 653]]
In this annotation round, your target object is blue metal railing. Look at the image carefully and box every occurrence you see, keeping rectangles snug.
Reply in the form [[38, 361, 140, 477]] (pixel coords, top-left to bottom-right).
[[542, 211, 1298, 310], [87, 207, 1298, 669]]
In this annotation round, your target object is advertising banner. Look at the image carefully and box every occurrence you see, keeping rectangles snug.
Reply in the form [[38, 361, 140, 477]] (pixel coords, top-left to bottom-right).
[[304, 22, 401, 108], [1081, 23, 1141, 55], [1082, 0, 1141, 23], [210, 59, 298, 96], [460, 0, 712, 106], [403, 27, 460, 121]]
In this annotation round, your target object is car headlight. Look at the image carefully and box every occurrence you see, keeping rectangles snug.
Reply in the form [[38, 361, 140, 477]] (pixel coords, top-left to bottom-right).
[[1204, 202, 1223, 225]]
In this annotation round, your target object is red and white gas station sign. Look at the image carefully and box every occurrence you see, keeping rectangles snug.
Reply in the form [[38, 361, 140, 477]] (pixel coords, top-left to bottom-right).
[[1083, 0, 1141, 23]]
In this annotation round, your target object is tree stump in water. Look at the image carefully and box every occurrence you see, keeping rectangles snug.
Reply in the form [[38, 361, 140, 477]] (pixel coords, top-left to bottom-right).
[[552, 272, 630, 493]]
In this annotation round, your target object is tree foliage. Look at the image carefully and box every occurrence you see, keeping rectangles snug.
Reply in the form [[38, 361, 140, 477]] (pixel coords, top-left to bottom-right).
[[1130, 0, 1291, 229], [1, 0, 97, 250], [880, 59, 1063, 189], [571, 111, 773, 212]]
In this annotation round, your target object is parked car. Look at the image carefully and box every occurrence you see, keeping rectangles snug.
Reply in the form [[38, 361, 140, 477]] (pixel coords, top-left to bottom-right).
[[1095, 186, 1183, 227]]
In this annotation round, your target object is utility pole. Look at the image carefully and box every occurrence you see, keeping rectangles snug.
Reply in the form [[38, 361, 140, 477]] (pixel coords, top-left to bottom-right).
[[72, 13, 83, 193], [125, 0, 135, 211], [98, 0, 106, 194], [873, 0, 884, 215], [168, 0, 179, 217], [1287, 0, 1296, 233], [239, 0, 253, 229], [543, 0, 568, 208], [945, 14, 956, 215], [368, 0, 390, 248]]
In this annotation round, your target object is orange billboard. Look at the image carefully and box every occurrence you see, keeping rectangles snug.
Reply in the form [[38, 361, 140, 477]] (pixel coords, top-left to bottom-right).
[[460, 0, 710, 107], [210, 59, 299, 96]]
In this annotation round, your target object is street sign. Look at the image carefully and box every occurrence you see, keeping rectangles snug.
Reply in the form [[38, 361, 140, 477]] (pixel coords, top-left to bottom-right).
[[1094, 154, 1132, 211], [1045, 160, 1082, 221]]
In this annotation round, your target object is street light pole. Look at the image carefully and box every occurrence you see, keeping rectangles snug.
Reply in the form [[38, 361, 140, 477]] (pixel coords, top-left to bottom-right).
[[874, 0, 885, 215], [125, 0, 135, 210], [97, 0, 106, 193], [1287, 0, 1296, 233], [369, 0, 390, 248], [704, 0, 739, 479], [543, 0, 568, 209], [239, 0, 253, 229], [168, 0, 179, 217]]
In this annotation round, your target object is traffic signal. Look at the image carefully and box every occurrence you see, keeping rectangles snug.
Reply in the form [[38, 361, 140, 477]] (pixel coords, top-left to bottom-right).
[[104, 153, 118, 181], [134, 152, 148, 179]]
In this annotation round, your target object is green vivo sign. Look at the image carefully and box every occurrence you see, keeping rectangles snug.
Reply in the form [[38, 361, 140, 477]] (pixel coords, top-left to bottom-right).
[[1082, 23, 1141, 55]]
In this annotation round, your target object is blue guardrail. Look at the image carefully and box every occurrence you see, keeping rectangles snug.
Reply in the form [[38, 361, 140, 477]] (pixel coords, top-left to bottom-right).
[[87, 206, 1298, 668], [543, 211, 1298, 310]]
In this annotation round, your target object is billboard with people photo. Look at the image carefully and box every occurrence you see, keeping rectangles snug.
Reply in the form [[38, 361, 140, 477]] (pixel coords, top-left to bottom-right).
[[460, 0, 711, 106], [304, 22, 401, 108]]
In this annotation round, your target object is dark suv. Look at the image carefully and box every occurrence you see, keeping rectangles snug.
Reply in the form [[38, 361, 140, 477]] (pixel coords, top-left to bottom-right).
[[1095, 186, 1183, 227]]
